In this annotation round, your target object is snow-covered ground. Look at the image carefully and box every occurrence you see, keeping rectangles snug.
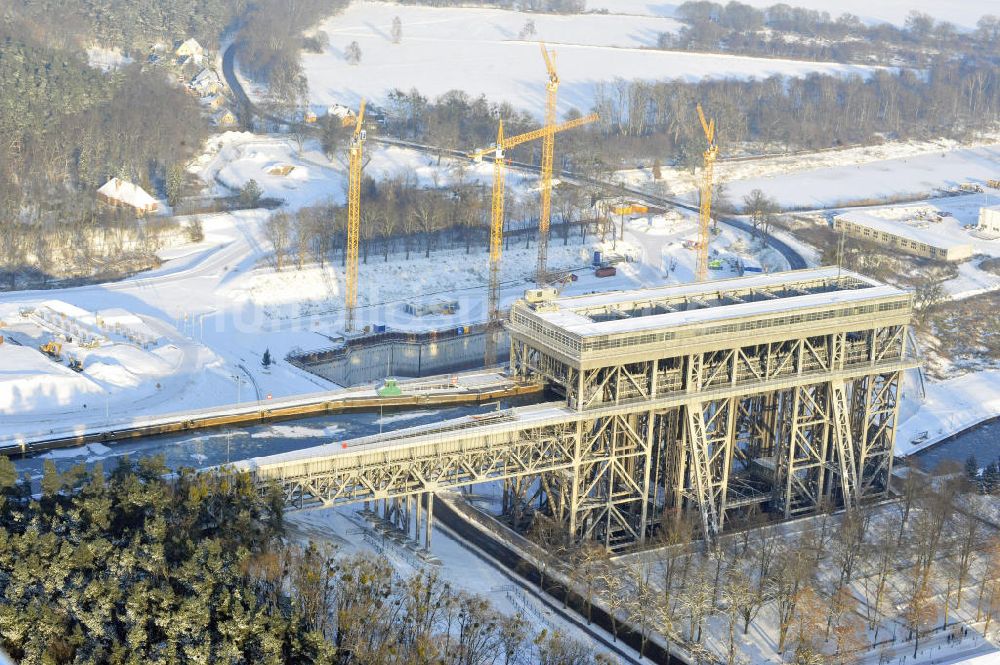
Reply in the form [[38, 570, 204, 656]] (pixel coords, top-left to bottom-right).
[[294, 1, 884, 116], [86, 45, 133, 72], [195, 131, 499, 207], [587, 0, 997, 32], [0, 126, 781, 442], [722, 145, 1000, 210], [898, 370, 1000, 456], [618, 138, 1000, 211]]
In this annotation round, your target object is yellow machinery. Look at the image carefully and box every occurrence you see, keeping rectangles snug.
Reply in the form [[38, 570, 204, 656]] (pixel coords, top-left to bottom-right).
[[40, 340, 62, 359], [344, 99, 367, 332], [537, 42, 559, 286], [470, 113, 598, 366], [695, 103, 718, 282]]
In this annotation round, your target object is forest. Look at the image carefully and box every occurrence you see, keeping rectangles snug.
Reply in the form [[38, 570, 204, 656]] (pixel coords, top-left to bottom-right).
[[362, 56, 999, 176], [0, 457, 610, 664]]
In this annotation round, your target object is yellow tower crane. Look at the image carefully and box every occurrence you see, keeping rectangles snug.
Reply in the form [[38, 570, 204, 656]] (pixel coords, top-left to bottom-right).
[[470, 113, 599, 366], [344, 99, 367, 332], [695, 103, 718, 283], [536, 42, 559, 286]]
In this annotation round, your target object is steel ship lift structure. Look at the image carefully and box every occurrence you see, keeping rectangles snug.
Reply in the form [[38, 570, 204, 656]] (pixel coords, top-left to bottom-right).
[[240, 267, 919, 551]]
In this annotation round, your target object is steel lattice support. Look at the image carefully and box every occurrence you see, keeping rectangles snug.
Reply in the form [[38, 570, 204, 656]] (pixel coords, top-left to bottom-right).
[[250, 269, 918, 551]]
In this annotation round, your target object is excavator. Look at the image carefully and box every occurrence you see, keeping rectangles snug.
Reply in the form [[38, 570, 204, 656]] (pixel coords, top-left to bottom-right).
[[40, 340, 62, 360]]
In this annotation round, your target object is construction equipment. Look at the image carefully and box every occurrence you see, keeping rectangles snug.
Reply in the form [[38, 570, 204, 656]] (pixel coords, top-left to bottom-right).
[[344, 99, 367, 333], [68, 357, 84, 373], [471, 113, 599, 366], [40, 340, 62, 359], [536, 42, 559, 286], [695, 103, 718, 282]]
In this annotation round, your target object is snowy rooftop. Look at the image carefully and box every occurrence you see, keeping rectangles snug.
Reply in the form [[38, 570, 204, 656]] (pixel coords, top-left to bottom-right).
[[516, 267, 906, 338], [97, 178, 158, 210], [836, 210, 974, 251]]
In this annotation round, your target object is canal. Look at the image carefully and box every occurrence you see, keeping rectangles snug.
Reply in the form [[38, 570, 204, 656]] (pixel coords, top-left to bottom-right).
[[16, 405, 998, 486], [911, 417, 1000, 472], [13, 404, 494, 483]]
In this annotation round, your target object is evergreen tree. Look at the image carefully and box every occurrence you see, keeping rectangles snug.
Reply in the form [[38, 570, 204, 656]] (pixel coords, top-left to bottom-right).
[[0, 457, 15, 490], [965, 455, 979, 483], [240, 179, 263, 207], [262, 348, 272, 367], [166, 163, 185, 208], [983, 463, 1000, 494]]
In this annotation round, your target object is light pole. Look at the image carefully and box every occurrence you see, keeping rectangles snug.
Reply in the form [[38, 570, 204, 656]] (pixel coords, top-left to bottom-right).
[[232, 375, 244, 405]]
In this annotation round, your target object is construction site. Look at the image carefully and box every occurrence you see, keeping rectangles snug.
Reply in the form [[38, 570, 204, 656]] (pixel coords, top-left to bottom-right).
[[315, 43, 723, 382]]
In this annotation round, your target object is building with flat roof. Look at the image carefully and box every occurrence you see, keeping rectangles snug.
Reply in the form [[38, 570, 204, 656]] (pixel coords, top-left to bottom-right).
[[979, 205, 1000, 235], [834, 211, 973, 262], [509, 266, 912, 369]]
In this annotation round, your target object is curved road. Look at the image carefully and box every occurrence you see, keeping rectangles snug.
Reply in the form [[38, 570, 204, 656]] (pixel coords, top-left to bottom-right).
[[222, 44, 807, 271]]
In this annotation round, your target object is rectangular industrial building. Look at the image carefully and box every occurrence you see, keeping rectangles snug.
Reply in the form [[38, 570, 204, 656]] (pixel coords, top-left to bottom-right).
[[834, 211, 973, 262], [980, 205, 1000, 234]]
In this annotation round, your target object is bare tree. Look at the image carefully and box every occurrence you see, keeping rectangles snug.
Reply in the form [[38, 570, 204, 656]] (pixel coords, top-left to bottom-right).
[[742, 188, 780, 238], [770, 536, 814, 653], [902, 575, 939, 658], [859, 517, 899, 642], [572, 545, 609, 625], [953, 512, 982, 607], [265, 211, 292, 271], [678, 560, 715, 642]]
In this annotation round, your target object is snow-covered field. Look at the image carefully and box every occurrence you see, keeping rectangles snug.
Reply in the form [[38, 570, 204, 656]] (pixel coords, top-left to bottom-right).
[[587, 0, 997, 31], [620, 136, 1000, 203], [295, 1, 883, 116], [723, 145, 1000, 210], [617, 138, 1000, 211], [195, 132, 499, 207]]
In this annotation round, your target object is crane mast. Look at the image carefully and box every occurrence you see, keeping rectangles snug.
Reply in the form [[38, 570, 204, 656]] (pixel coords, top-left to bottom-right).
[[473, 113, 599, 367], [537, 42, 559, 286], [485, 121, 507, 367], [344, 99, 367, 332], [695, 103, 717, 283]]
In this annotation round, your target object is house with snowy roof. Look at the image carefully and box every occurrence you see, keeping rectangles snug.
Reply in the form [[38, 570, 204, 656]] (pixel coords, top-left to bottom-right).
[[213, 109, 238, 128], [175, 38, 204, 64], [190, 68, 222, 95], [97, 178, 159, 214]]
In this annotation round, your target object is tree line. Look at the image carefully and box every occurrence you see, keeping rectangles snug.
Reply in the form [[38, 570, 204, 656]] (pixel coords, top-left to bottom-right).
[[261, 174, 594, 272], [662, 1, 1000, 67], [236, 0, 348, 108], [349, 59, 998, 179], [587, 58, 999, 168]]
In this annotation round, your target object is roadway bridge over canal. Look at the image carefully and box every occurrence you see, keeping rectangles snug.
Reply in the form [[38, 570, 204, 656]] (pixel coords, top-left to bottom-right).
[[237, 267, 919, 550]]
